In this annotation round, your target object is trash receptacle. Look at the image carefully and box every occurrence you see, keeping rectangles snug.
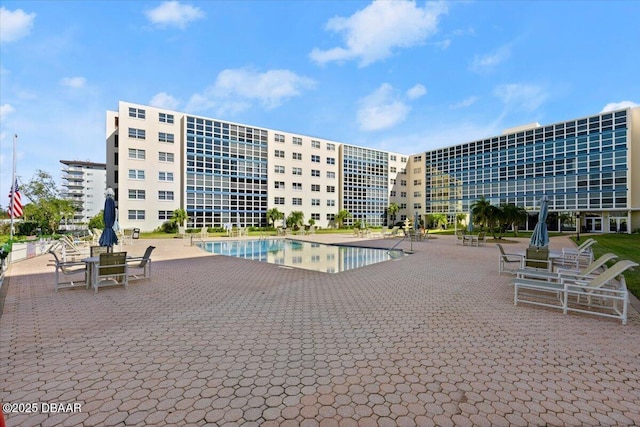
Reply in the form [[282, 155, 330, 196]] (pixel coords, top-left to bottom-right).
[[132, 228, 140, 239]]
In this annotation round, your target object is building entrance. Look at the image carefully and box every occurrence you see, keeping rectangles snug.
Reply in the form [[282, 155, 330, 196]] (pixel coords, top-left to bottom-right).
[[584, 216, 602, 232]]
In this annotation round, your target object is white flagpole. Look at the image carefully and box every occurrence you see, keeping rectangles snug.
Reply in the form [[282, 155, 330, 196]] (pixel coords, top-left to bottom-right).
[[9, 134, 17, 240]]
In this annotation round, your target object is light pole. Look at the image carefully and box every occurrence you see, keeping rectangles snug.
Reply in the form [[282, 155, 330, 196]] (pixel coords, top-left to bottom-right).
[[576, 212, 581, 243]]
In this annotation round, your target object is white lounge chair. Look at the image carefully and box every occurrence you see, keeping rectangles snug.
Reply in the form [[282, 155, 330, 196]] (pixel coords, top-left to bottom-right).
[[513, 259, 637, 324]]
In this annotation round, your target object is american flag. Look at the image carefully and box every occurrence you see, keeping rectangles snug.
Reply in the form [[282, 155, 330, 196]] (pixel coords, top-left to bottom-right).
[[8, 179, 23, 218]]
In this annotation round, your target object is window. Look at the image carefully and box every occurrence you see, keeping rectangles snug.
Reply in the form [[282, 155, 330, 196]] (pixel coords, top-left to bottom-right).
[[327, 157, 335, 165], [311, 155, 320, 163], [292, 198, 302, 205], [128, 210, 145, 220], [327, 213, 335, 221], [327, 143, 336, 151], [292, 167, 302, 175], [401, 157, 408, 162], [327, 171, 335, 179], [413, 191, 421, 197], [400, 192, 407, 197], [413, 203, 422, 209], [159, 132, 174, 143], [327, 185, 335, 193], [159, 172, 174, 182], [413, 179, 422, 185], [128, 189, 146, 200], [413, 168, 421, 174], [311, 213, 320, 220], [292, 183, 302, 190], [311, 199, 320, 206], [293, 136, 302, 145], [327, 200, 335, 207], [274, 197, 285, 205], [401, 180, 407, 186], [390, 155, 397, 161], [159, 191, 174, 201], [159, 112, 174, 124], [311, 140, 321, 149], [390, 179, 396, 184], [311, 184, 320, 192], [274, 165, 285, 173], [128, 148, 145, 159], [390, 191, 396, 196], [128, 169, 145, 179], [274, 181, 285, 189], [400, 203, 407, 209], [129, 107, 145, 119], [390, 167, 397, 173], [274, 149, 285, 158], [159, 152, 174, 162], [413, 155, 422, 162], [274, 133, 285, 143], [292, 152, 302, 160], [128, 128, 146, 139], [158, 210, 172, 220]]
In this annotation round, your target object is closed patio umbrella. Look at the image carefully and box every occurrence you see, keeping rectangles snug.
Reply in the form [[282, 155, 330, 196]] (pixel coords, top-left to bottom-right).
[[99, 188, 118, 252], [530, 195, 549, 247]]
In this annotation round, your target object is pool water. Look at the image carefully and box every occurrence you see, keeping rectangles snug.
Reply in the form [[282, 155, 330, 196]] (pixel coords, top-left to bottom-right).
[[197, 239, 404, 273]]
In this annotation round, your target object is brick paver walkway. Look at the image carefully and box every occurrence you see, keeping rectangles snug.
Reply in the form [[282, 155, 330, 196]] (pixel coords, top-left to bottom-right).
[[1, 234, 639, 426]]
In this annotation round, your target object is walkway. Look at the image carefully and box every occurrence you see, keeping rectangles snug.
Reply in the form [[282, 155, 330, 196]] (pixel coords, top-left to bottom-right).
[[1, 234, 639, 426]]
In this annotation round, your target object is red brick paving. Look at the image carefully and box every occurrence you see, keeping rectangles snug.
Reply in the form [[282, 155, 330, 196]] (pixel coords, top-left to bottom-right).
[[1, 234, 639, 426]]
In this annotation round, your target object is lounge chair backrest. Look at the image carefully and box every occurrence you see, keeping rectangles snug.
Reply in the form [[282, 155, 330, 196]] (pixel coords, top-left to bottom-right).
[[576, 239, 597, 253], [579, 253, 617, 276], [576, 238, 596, 250], [578, 260, 638, 291]]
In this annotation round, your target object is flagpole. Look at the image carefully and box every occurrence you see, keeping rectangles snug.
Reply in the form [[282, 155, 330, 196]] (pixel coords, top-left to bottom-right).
[[9, 134, 17, 240]]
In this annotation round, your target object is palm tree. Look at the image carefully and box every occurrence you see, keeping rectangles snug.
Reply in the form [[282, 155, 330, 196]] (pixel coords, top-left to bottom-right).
[[471, 196, 497, 232], [455, 213, 467, 229], [558, 213, 572, 233], [335, 209, 352, 229], [266, 208, 283, 228], [431, 213, 447, 230], [387, 203, 399, 225], [171, 208, 189, 228], [287, 211, 304, 230], [499, 203, 528, 238]]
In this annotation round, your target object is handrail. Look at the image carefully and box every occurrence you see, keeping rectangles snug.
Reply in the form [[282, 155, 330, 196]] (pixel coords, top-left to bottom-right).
[[387, 234, 408, 252]]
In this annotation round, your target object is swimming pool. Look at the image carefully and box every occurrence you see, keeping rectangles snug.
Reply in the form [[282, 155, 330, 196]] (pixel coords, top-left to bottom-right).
[[197, 239, 404, 273]]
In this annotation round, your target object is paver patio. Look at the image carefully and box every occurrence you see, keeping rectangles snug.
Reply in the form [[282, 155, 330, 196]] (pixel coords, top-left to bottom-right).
[[1, 233, 639, 426]]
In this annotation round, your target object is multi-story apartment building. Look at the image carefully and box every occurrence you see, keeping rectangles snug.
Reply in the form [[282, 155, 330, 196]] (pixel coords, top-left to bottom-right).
[[107, 101, 639, 234], [59, 160, 107, 229]]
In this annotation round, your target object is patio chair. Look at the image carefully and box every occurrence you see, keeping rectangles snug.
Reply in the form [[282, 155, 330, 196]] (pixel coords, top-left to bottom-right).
[[561, 238, 597, 266], [94, 251, 128, 293], [496, 244, 523, 274], [515, 253, 618, 281], [513, 259, 637, 324], [90, 245, 109, 257], [127, 246, 156, 281], [200, 226, 208, 239], [455, 231, 465, 246], [49, 250, 87, 292], [523, 246, 551, 271], [474, 232, 487, 247]]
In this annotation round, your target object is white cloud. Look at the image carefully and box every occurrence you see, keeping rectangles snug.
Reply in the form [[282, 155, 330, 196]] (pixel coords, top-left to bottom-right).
[[149, 92, 180, 110], [601, 101, 639, 113], [60, 76, 86, 88], [0, 7, 36, 43], [357, 83, 410, 131], [310, 0, 448, 67], [406, 84, 427, 100], [493, 83, 547, 112], [145, 1, 204, 30], [186, 68, 316, 115], [471, 45, 511, 73], [0, 103, 15, 121], [449, 96, 478, 109]]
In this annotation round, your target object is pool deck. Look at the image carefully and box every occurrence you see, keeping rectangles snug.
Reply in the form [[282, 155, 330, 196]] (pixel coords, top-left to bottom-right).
[[1, 233, 639, 426]]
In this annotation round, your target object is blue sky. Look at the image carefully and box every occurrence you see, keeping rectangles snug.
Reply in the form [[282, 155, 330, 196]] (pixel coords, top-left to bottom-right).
[[1, 0, 639, 203]]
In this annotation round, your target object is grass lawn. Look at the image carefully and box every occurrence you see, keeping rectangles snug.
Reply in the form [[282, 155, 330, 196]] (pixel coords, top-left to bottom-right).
[[570, 234, 640, 300]]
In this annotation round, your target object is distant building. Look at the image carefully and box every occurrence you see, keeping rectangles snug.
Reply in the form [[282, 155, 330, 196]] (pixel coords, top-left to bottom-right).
[[107, 101, 640, 233], [59, 160, 107, 229]]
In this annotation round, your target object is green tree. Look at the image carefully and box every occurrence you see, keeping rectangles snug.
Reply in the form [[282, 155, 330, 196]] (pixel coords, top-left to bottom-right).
[[387, 203, 399, 224], [287, 211, 304, 230], [558, 213, 572, 233], [430, 213, 447, 229], [335, 209, 352, 229], [88, 211, 105, 230], [21, 170, 75, 234], [266, 208, 283, 228], [455, 213, 467, 229], [471, 196, 499, 233], [171, 208, 189, 228], [499, 203, 528, 238]]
